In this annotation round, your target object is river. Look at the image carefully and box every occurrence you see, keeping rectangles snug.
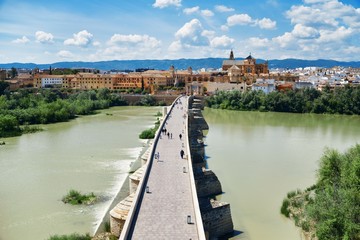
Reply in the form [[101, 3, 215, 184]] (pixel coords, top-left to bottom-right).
[[1, 106, 360, 240], [0, 106, 160, 240], [202, 108, 360, 240]]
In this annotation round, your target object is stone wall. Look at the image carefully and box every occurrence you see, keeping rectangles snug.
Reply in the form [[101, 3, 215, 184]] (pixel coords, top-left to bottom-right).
[[188, 96, 234, 239]]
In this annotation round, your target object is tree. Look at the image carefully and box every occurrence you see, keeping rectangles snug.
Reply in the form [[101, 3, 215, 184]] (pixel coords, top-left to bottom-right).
[[10, 67, 17, 79], [0, 81, 10, 95]]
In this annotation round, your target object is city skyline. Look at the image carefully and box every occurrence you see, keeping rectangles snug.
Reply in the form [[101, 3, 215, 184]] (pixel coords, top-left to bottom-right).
[[0, 0, 360, 64]]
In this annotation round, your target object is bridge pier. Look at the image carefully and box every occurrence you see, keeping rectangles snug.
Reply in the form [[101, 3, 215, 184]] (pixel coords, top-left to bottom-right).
[[188, 96, 234, 239]]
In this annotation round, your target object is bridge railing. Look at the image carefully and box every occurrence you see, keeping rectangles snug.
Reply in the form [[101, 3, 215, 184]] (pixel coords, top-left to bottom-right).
[[185, 96, 206, 240], [119, 95, 182, 240]]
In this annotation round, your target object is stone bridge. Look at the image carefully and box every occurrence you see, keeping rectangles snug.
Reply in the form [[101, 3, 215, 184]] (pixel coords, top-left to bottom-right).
[[110, 95, 233, 239]]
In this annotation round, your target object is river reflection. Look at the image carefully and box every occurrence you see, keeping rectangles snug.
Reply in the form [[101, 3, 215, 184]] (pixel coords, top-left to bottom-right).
[[203, 108, 360, 240]]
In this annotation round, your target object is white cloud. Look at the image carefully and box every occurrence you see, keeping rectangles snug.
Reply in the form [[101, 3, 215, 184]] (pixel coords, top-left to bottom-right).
[[201, 30, 215, 38], [256, 18, 276, 29], [344, 46, 360, 54], [168, 40, 183, 52], [285, 0, 360, 28], [12, 36, 30, 44], [214, 5, 234, 12], [201, 9, 214, 17], [109, 34, 161, 48], [248, 37, 270, 48], [64, 30, 93, 47], [317, 26, 353, 43], [227, 14, 253, 26], [291, 24, 319, 38], [210, 35, 234, 48], [93, 41, 101, 47], [57, 50, 74, 59], [175, 19, 203, 40], [221, 25, 229, 31], [35, 31, 54, 43], [153, 0, 181, 9], [272, 32, 296, 49], [183, 6, 199, 15], [227, 14, 276, 30]]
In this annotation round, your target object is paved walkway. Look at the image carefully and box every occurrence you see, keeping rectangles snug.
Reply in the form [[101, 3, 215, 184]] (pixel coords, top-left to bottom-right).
[[129, 96, 199, 239]]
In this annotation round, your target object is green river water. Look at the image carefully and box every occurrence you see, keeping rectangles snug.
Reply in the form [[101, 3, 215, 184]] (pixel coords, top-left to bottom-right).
[[203, 108, 360, 240], [0, 106, 160, 240], [1, 106, 360, 240]]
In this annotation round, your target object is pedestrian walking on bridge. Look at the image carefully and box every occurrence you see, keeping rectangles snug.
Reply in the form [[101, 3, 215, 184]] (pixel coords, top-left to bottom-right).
[[180, 149, 185, 159]]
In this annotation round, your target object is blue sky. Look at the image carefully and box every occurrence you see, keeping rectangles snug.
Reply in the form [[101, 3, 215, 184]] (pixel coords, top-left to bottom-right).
[[0, 0, 360, 63]]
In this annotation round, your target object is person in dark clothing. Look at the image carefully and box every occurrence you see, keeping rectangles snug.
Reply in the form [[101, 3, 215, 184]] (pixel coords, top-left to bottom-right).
[[179, 133, 182, 140], [180, 149, 185, 159]]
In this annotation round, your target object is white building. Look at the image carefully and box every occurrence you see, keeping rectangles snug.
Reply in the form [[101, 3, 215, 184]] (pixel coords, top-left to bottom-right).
[[252, 79, 275, 94], [41, 77, 63, 88]]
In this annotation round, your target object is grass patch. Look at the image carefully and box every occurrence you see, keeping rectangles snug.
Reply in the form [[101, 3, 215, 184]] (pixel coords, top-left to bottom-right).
[[48, 233, 92, 240], [62, 189, 97, 205]]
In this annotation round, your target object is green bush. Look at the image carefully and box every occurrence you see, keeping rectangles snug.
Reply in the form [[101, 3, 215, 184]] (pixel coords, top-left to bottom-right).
[[139, 128, 156, 139], [62, 190, 97, 205], [280, 198, 290, 218]]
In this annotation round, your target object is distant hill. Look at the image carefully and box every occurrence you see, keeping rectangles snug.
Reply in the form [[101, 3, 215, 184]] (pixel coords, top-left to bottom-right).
[[1, 58, 360, 71]]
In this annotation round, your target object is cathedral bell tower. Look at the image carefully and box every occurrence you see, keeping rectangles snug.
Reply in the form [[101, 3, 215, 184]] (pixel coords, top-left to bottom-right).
[[229, 49, 234, 60]]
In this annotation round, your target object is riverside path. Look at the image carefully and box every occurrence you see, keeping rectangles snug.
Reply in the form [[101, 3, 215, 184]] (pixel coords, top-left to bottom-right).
[[122, 95, 204, 239]]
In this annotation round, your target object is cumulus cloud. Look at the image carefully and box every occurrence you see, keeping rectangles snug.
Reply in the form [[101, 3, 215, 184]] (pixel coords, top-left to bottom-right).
[[153, 0, 181, 9], [210, 35, 234, 48], [227, 14, 253, 26], [174, 19, 208, 46], [227, 14, 276, 30], [108, 34, 161, 48], [269, 0, 360, 58], [248, 37, 270, 48], [12, 36, 30, 44], [317, 26, 353, 43], [64, 30, 93, 47], [292, 24, 319, 38], [201, 9, 214, 17], [183, 6, 199, 15], [214, 5, 234, 12], [98, 35, 162, 60], [256, 18, 276, 29], [272, 32, 296, 49], [57, 50, 74, 59], [35, 31, 54, 43], [201, 30, 215, 38]]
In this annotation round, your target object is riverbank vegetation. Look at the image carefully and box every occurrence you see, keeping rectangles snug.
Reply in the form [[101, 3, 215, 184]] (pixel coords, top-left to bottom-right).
[[0, 88, 128, 137], [48, 233, 92, 240], [139, 117, 160, 139], [281, 145, 360, 240], [206, 86, 360, 115], [62, 189, 97, 205]]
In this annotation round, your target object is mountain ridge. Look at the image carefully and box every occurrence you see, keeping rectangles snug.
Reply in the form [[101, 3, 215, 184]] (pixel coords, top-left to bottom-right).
[[1, 58, 360, 71]]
